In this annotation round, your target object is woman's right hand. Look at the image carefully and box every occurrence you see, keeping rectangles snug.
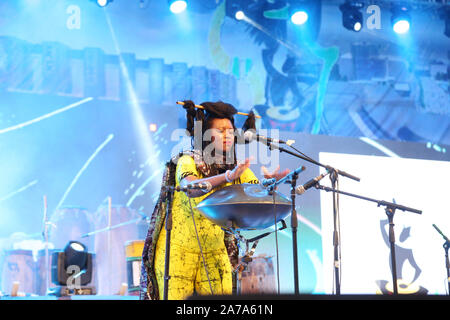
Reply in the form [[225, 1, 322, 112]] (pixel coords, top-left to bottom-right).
[[229, 157, 252, 181]]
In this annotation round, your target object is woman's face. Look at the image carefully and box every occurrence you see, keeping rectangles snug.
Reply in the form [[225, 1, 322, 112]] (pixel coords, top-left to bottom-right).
[[209, 118, 235, 154]]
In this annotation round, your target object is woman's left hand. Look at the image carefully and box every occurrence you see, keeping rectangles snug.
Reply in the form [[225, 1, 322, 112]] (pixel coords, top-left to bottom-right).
[[261, 165, 290, 181]]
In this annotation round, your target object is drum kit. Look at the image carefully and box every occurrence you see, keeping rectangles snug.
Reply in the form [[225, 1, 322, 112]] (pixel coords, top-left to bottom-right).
[[0, 201, 148, 297]]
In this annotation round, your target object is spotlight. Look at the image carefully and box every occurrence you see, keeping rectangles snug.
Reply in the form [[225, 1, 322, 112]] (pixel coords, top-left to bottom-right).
[[235, 10, 245, 21], [168, 0, 187, 14], [339, 1, 364, 32], [49, 241, 95, 296], [95, 0, 112, 7], [149, 123, 157, 132], [226, 1, 244, 21], [291, 10, 309, 25], [391, 4, 411, 34]]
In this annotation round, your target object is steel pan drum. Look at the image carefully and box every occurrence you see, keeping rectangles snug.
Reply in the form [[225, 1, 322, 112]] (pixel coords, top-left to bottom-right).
[[196, 183, 291, 230]]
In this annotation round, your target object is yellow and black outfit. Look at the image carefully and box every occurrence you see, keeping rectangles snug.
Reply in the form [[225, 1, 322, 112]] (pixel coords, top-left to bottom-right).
[[140, 99, 257, 300], [154, 155, 258, 300]]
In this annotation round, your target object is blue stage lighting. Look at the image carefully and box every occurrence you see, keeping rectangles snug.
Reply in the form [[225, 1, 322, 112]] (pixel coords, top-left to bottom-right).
[[393, 19, 410, 34], [96, 0, 112, 7], [169, 0, 187, 14], [391, 5, 411, 34], [291, 10, 308, 25]]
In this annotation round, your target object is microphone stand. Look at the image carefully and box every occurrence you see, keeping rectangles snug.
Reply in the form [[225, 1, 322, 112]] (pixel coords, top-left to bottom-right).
[[432, 224, 450, 295], [266, 165, 305, 295], [290, 172, 300, 295], [160, 183, 208, 300], [163, 187, 174, 301], [329, 170, 341, 295], [314, 183, 422, 295], [263, 140, 360, 295], [264, 141, 360, 183]]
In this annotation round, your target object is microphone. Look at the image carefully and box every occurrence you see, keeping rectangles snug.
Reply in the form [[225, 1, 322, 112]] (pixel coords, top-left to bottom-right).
[[244, 131, 295, 146], [296, 172, 329, 195], [175, 182, 212, 193], [432, 224, 449, 241]]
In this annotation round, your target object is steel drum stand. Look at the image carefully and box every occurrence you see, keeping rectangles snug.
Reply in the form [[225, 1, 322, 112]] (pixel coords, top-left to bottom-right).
[[315, 183, 422, 295], [432, 224, 450, 295], [225, 221, 287, 295]]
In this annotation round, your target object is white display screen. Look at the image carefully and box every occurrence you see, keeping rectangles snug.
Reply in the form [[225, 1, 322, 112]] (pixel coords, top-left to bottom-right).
[[319, 152, 450, 295]]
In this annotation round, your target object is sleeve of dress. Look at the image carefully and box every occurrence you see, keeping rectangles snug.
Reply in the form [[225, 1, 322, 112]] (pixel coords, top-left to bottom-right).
[[176, 155, 200, 184]]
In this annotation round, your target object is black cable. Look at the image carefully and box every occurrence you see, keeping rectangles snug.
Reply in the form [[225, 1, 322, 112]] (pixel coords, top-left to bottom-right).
[[188, 197, 214, 295], [288, 144, 317, 165]]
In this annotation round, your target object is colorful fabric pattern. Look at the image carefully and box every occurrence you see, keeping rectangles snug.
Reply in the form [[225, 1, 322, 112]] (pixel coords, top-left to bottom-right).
[[140, 152, 259, 300]]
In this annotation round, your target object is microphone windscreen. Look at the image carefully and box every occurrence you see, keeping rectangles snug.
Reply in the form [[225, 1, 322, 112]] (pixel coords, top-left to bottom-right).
[[243, 130, 256, 142]]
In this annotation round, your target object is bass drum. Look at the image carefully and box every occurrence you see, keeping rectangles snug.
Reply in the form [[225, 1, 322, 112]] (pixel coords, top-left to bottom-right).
[[125, 240, 145, 296], [239, 254, 276, 294], [94, 205, 148, 295], [1, 250, 36, 295], [48, 206, 94, 251]]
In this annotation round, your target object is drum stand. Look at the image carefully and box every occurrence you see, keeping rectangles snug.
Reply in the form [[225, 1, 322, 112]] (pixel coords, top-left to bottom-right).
[[432, 224, 450, 295], [315, 183, 422, 295], [224, 222, 287, 295]]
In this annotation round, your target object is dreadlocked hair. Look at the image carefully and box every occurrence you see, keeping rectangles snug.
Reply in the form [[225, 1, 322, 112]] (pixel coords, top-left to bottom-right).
[[181, 100, 256, 178]]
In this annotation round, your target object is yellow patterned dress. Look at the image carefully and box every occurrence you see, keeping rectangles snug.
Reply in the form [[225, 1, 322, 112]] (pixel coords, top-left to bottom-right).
[[154, 155, 258, 300]]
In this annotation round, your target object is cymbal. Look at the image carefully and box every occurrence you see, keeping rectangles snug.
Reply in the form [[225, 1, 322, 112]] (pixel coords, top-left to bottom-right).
[[196, 183, 292, 230]]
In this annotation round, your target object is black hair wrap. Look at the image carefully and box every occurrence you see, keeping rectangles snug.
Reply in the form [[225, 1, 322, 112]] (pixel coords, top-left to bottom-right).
[[200, 101, 237, 120], [182, 100, 201, 136], [242, 110, 256, 132], [182, 99, 256, 138]]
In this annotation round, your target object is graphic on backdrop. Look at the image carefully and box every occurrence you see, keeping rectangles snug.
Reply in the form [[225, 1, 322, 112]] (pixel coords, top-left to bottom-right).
[[376, 217, 428, 295]]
